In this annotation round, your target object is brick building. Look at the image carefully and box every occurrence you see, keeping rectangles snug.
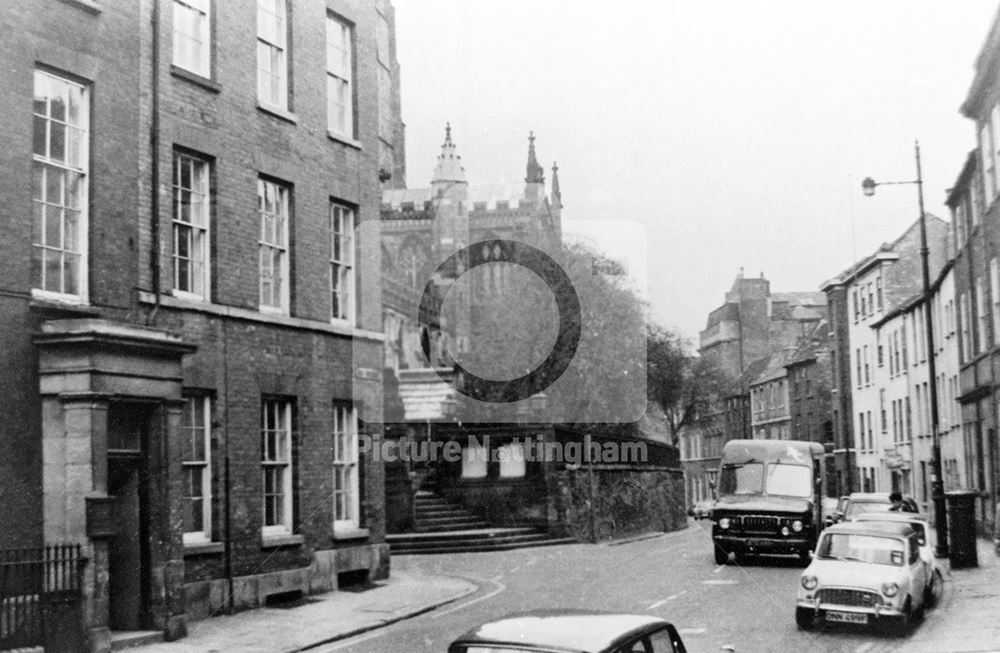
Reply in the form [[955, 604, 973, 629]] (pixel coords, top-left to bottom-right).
[[821, 216, 952, 499], [749, 354, 790, 441], [949, 6, 1000, 536], [682, 273, 826, 505], [0, 0, 398, 648], [785, 321, 834, 449]]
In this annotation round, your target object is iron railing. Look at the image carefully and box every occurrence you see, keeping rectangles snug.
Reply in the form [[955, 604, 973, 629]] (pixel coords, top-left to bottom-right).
[[0, 544, 84, 650]]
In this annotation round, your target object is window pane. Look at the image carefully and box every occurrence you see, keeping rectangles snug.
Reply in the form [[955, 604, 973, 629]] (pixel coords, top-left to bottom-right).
[[46, 207, 61, 249], [49, 122, 65, 163], [33, 116, 47, 157]]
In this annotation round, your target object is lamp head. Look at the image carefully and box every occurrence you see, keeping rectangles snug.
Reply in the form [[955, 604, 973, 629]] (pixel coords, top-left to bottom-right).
[[861, 177, 877, 197]]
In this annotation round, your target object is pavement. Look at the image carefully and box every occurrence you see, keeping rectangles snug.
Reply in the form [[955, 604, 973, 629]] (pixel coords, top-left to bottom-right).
[[902, 536, 1000, 653], [128, 568, 477, 653]]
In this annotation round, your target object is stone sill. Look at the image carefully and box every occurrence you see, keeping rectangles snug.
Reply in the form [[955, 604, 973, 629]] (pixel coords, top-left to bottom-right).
[[257, 102, 298, 124], [327, 131, 362, 150], [183, 542, 224, 556], [138, 291, 384, 342], [261, 533, 304, 549], [170, 66, 222, 93], [332, 527, 370, 541], [57, 0, 100, 13]]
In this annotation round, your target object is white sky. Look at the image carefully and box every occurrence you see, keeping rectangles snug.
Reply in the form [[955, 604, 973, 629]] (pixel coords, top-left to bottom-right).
[[393, 0, 999, 344]]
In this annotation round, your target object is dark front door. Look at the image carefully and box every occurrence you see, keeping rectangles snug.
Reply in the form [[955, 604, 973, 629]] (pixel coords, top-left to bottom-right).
[[106, 403, 152, 631]]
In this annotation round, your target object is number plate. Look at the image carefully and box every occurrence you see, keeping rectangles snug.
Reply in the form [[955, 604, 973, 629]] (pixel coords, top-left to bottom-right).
[[825, 610, 868, 624]]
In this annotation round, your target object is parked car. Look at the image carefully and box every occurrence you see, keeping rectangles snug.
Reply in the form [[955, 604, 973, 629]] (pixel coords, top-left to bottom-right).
[[854, 511, 942, 607], [796, 521, 928, 634], [838, 492, 894, 522], [688, 499, 715, 520], [824, 496, 851, 526], [447, 610, 689, 653]]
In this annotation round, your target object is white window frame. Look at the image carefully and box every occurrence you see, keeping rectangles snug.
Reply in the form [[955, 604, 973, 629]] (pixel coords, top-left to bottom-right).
[[182, 395, 212, 544], [961, 293, 971, 361], [261, 398, 293, 536], [257, 0, 287, 110], [258, 178, 289, 313], [461, 438, 488, 479], [32, 70, 89, 302], [977, 281, 989, 353], [498, 442, 526, 478], [332, 404, 359, 530], [172, 0, 211, 77], [330, 203, 354, 324], [172, 152, 211, 300], [982, 122, 996, 203], [326, 14, 354, 138], [992, 258, 1000, 346]]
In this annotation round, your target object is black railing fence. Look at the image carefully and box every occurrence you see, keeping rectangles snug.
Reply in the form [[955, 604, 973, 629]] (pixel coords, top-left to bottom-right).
[[0, 544, 84, 651]]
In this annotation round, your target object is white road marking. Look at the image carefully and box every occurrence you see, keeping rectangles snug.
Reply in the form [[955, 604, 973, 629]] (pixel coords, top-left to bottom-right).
[[701, 579, 738, 585], [647, 599, 668, 609], [667, 590, 687, 600], [430, 576, 507, 619], [853, 642, 874, 653], [677, 627, 707, 635], [713, 564, 725, 574]]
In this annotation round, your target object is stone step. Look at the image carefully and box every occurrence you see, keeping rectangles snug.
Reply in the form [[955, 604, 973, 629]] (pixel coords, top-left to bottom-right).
[[111, 630, 164, 650], [417, 513, 482, 524], [386, 526, 537, 544], [416, 508, 477, 518], [391, 536, 578, 555], [416, 521, 492, 532]]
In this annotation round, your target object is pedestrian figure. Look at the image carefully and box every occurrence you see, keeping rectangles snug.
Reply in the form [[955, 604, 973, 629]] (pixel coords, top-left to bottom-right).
[[889, 491, 918, 513]]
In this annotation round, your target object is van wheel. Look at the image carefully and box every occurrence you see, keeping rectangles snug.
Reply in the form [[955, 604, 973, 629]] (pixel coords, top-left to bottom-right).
[[714, 546, 729, 565], [795, 607, 815, 631]]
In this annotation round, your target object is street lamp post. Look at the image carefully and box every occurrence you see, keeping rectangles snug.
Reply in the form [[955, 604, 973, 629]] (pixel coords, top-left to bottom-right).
[[861, 140, 949, 558]]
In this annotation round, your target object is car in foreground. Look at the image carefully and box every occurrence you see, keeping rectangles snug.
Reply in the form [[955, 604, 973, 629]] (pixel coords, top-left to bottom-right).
[[688, 499, 715, 520], [854, 511, 942, 606], [447, 610, 688, 653], [796, 521, 928, 634]]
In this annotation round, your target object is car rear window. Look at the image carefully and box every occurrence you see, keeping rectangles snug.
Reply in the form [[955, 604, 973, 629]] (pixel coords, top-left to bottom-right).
[[845, 501, 891, 519], [818, 533, 905, 566]]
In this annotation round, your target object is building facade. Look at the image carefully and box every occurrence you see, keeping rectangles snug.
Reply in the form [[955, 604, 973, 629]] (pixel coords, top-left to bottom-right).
[[749, 356, 790, 441], [953, 9, 1000, 535], [822, 216, 952, 502], [0, 0, 398, 648], [683, 273, 826, 505]]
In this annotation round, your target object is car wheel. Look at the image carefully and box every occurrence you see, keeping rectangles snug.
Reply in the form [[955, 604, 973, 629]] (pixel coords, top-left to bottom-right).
[[714, 545, 729, 565], [795, 607, 815, 631], [924, 569, 942, 608], [891, 599, 915, 636]]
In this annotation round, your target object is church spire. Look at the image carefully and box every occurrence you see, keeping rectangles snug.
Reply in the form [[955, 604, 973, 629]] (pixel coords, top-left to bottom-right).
[[551, 161, 562, 208], [525, 131, 545, 184], [432, 122, 466, 188]]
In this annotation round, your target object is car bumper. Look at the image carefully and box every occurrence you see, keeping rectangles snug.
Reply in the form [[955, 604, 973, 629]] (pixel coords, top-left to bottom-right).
[[796, 599, 904, 618], [714, 535, 810, 554]]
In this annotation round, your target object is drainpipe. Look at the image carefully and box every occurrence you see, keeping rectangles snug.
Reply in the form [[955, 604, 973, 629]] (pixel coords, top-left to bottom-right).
[[222, 320, 234, 612], [146, 0, 162, 326]]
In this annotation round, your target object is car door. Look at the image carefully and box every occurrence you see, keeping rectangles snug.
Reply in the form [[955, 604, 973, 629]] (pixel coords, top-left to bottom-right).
[[907, 534, 927, 607]]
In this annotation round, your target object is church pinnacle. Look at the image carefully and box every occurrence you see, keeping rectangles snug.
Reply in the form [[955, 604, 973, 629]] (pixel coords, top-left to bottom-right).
[[525, 131, 545, 184], [431, 122, 466, 187]]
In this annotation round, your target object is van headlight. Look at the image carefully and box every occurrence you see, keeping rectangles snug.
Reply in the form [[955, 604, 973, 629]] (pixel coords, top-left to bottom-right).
[[792, 520, 803, 532], [801, 575, 818, 590], [719, 518, 731, 529], [881, 582, 899, 597]]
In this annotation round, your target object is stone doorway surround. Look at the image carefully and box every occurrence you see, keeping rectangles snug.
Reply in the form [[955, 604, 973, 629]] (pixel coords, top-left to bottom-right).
[[34, 319, 195, 653]]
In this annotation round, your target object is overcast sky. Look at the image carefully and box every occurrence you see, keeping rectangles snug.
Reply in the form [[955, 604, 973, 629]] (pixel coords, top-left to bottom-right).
[[392, 0, 999, 345]]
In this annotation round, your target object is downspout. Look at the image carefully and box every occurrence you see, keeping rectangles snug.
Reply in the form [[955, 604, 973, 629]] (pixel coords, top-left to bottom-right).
[[223, 320, 234, 612], [146, 0, 162, 326]]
